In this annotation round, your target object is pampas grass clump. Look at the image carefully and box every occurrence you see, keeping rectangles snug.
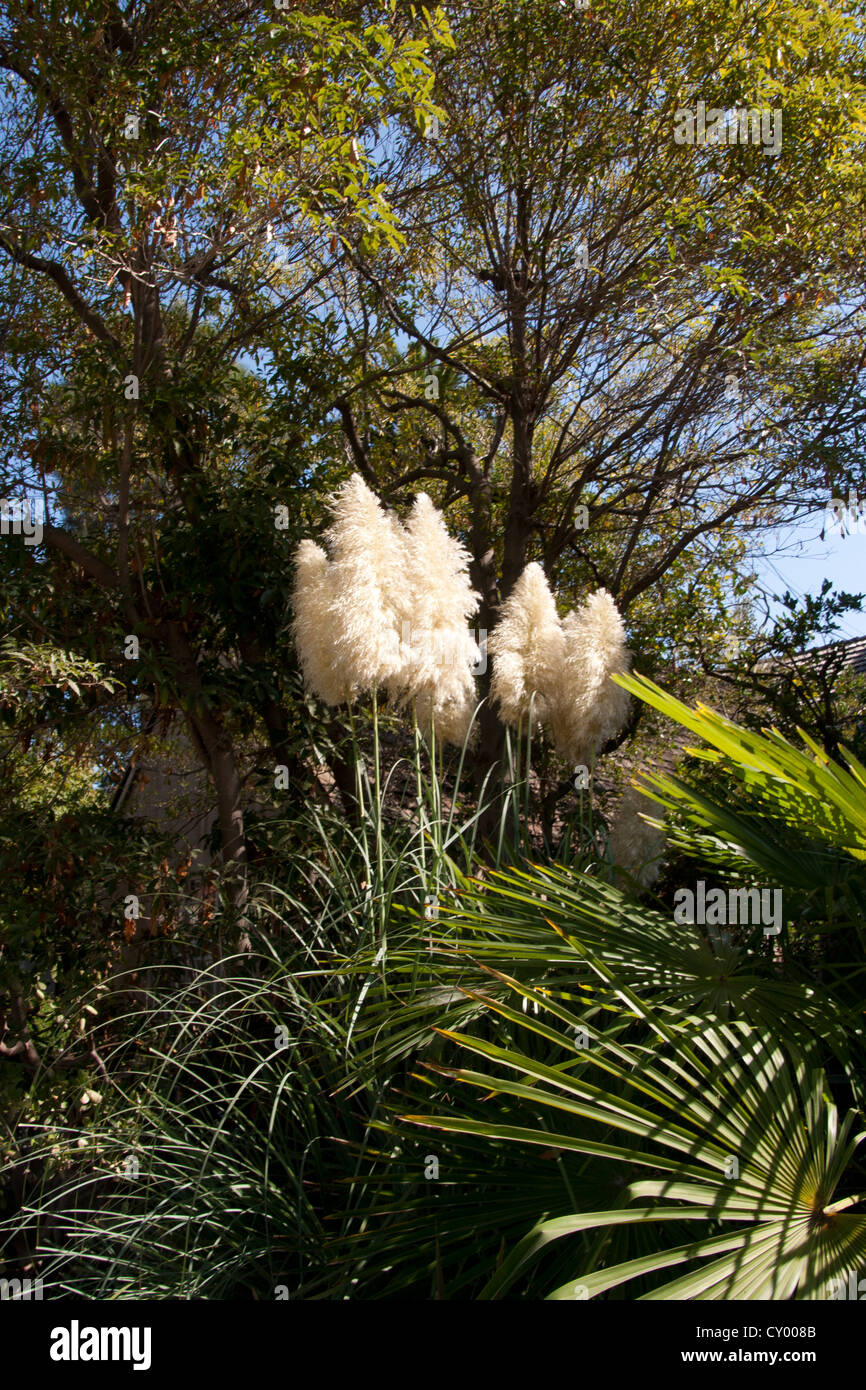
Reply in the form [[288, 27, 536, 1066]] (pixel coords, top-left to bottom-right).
[[292, 481, 631, 766], [292, 475, 408, 704], [488, 563, 631, 765], [292, 475, 483, 746]]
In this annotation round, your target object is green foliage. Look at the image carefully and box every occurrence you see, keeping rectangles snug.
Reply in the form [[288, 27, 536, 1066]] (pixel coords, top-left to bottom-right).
[[3, 0, 866, 1305], [617, 671, 866, 953], [9, 685, 865, 1300], [333, 679, 866, 1298], [4, 957, 365, 1299], [407, 1011, 866, 1300]]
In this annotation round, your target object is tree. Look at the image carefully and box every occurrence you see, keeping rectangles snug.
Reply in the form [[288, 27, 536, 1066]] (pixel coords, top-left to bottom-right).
[[0, 0, 452, 937], [325, 0, 866, 771]]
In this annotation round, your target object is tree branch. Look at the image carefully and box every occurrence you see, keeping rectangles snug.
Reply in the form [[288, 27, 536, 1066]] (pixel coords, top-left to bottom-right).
[[0, 236, 122, 355]]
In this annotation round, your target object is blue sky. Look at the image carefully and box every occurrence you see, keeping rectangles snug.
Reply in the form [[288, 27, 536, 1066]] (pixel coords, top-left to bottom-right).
[[752, 507, 866, 643]]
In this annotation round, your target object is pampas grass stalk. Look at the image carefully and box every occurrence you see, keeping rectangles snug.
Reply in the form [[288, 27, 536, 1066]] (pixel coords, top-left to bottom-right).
[[371, 686, 385, 948], [412, 703, 427, 880], [525, 693, 536, 830]]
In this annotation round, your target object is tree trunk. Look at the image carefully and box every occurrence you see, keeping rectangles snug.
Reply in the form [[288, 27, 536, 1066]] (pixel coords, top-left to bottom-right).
[[468, 470, 506, 790], [472, 397, 536, 837], [161, 621, 251, 952]]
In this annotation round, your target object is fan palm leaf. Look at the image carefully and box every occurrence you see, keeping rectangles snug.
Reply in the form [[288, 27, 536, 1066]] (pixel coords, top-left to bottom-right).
[[402, 974, 866, 1299]]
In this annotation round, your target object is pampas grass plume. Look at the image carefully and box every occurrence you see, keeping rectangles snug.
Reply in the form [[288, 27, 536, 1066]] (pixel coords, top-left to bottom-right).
[[552, 588, 631, 763], [291, 539, 355, 706], [323, 473, 409, 694], [488, 562, 565, 729], [608, 783, 666, 891], [398, 493, 481, 745]]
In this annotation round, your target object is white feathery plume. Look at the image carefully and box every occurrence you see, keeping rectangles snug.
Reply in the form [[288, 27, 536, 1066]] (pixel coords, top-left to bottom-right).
[[607, 783, 666, 890], [488, 562, 565, 730], [551, 588, 631, 764], [413, 682, 478, 748], [397, 493, 481, 745], [323, 473, 410, 694], [291, 540, 355, 706]]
